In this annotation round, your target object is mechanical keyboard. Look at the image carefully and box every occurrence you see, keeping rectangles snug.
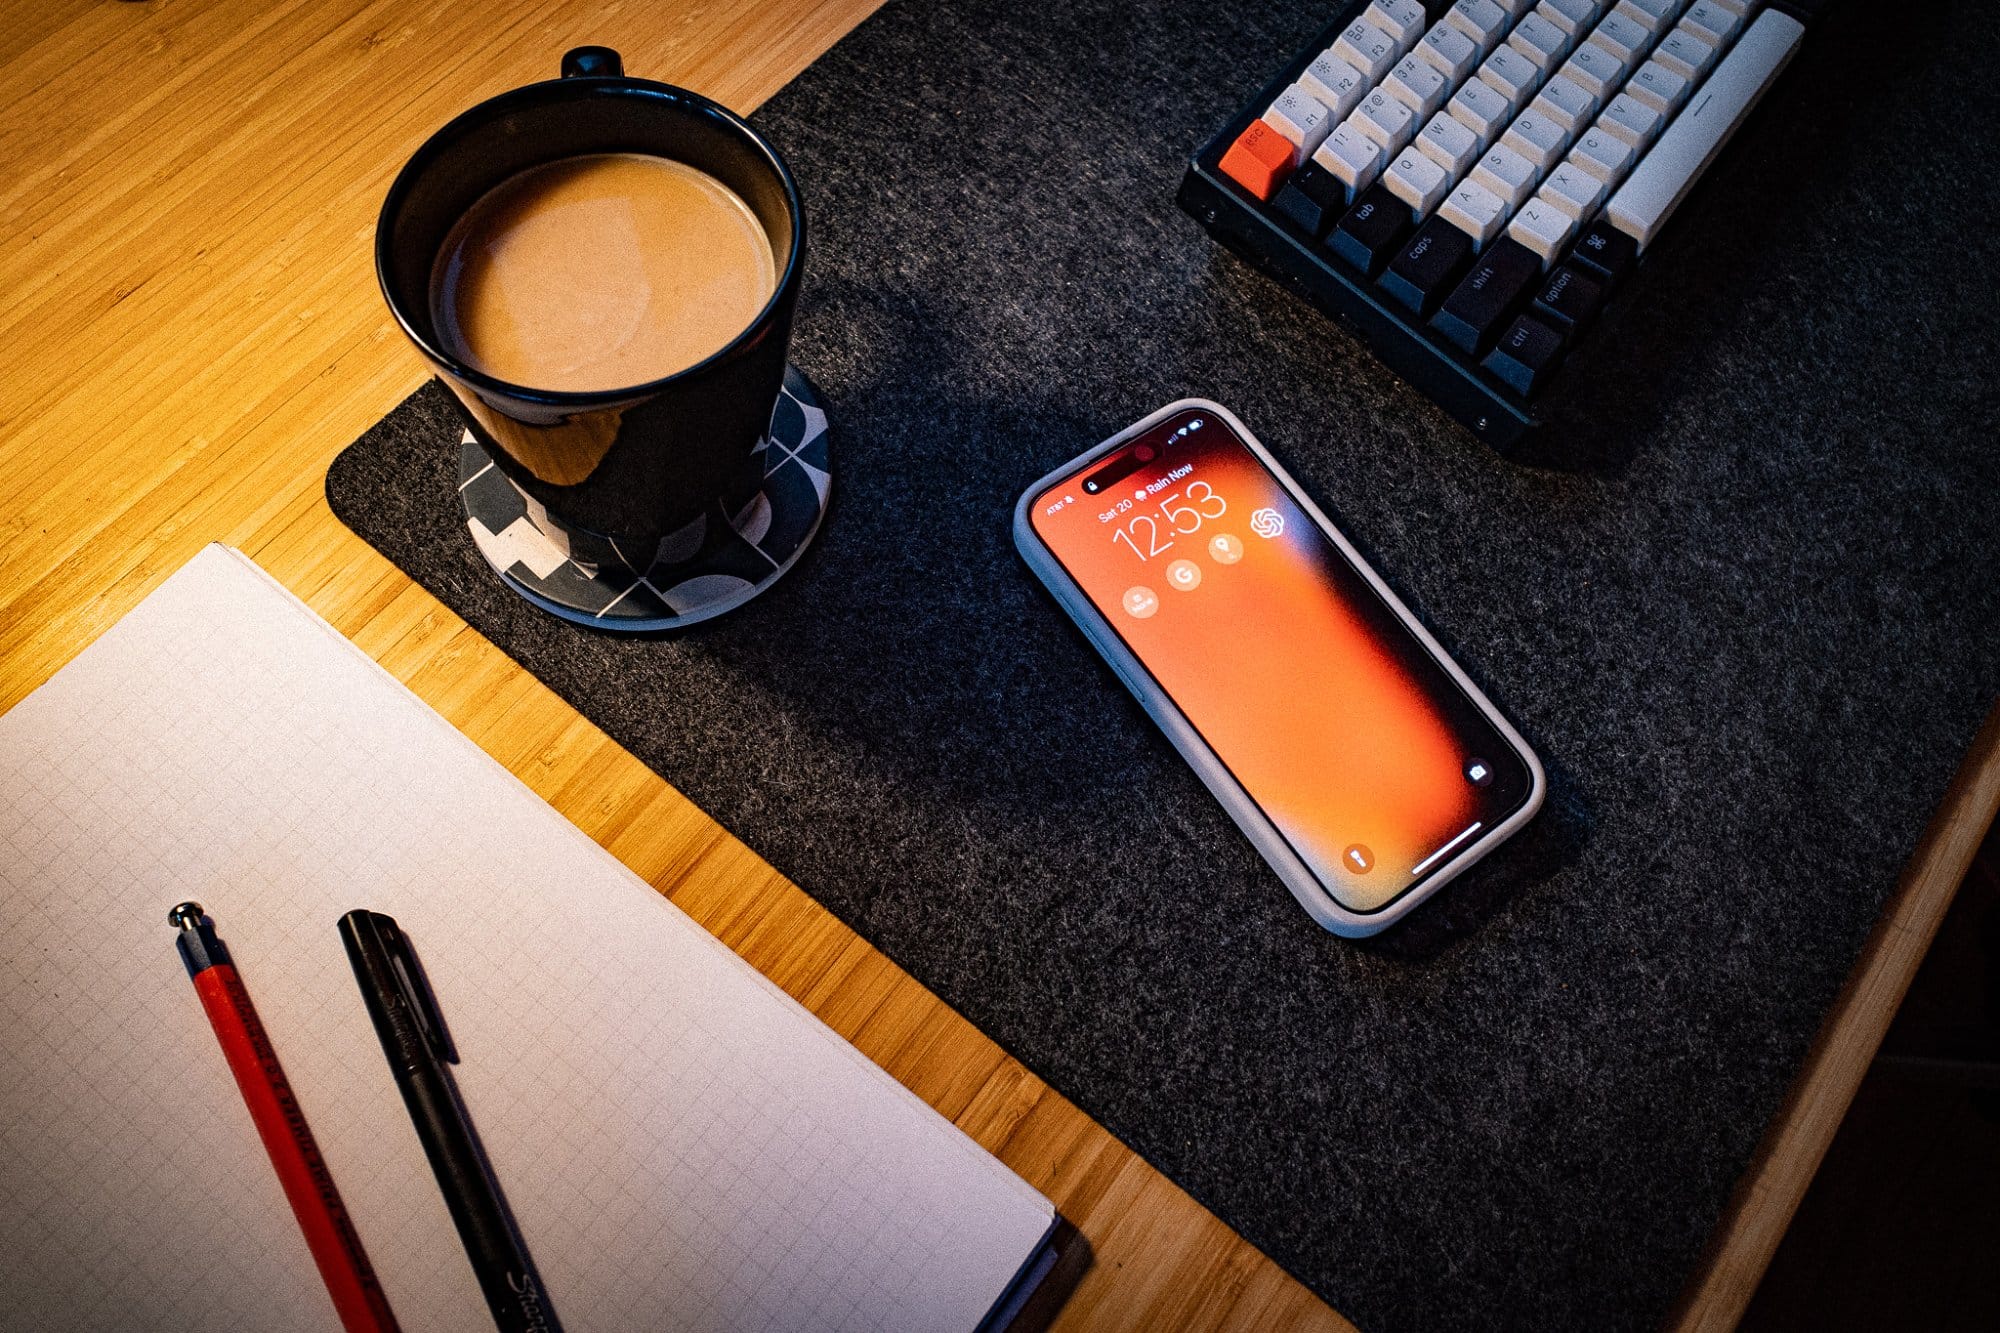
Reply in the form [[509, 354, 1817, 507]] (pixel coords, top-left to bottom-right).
[[1177, 0, 1810, 450]]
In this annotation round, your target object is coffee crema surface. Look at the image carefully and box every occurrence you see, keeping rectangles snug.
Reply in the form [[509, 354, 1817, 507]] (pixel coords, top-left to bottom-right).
[[431, 153, 777, 393]]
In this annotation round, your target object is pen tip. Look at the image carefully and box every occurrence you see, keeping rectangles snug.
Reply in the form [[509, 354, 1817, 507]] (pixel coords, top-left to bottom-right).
[[168, 902, 205, 930]]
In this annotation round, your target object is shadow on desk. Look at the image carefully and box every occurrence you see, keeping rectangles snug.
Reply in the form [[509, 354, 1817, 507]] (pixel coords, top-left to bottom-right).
[[1514, 0, 1958, 477], [1362, 755, 1594, 961]]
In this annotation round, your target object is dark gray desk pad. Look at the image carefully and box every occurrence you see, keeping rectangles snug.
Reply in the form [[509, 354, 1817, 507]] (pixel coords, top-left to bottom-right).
[[329, 2, 2000, 1326]]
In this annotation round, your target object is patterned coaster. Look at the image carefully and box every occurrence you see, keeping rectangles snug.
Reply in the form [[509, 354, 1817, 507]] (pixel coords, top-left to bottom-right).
[[457, 366, 831, 631]]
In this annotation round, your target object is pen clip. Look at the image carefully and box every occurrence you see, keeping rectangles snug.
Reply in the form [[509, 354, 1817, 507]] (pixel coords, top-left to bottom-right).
[[347, 910, 459, 1066], [385, 916, 457, 1065]]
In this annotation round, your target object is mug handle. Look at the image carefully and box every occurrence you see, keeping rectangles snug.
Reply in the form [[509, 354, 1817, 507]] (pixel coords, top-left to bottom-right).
[[560, 46, 623, 79]]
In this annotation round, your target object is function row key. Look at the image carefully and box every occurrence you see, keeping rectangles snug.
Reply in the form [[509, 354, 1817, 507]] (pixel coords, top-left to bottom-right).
[[1217, 0, 1440, 202], [1302, 52, 1371, 122], [1219, 120, 1301, 201]]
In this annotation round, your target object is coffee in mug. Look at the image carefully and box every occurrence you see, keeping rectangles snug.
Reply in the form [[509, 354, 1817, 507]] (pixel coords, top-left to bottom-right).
[[378, 45, 822, 626], [430, 153, 778, 394]]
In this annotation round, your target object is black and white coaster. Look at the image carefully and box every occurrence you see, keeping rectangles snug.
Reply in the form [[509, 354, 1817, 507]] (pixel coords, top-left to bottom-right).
[[457, 366, 831, 631]]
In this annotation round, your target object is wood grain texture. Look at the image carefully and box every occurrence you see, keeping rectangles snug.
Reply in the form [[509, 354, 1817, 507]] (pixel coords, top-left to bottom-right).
[[0, 2, 1988, 1329], [0, 2, 1346, 1328]]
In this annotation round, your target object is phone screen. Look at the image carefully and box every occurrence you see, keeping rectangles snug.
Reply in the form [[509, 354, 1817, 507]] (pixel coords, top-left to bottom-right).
[[1028, 408, 1533, 914]]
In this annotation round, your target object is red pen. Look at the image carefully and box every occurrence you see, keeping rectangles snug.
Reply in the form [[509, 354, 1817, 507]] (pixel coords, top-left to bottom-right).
[[171, 902, 400, 1333]]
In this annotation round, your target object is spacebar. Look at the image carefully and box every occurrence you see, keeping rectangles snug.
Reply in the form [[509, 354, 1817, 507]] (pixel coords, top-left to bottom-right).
[[1606, 10, 1805, 251]]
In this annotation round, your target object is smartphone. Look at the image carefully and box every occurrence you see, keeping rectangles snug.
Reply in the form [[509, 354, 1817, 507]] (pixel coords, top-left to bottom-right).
[[1012, 400, 1544, 936]]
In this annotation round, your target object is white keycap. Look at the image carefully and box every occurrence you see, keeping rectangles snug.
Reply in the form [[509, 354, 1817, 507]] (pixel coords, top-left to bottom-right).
[[1682, 0, 1741, 45], [1367, 0, 1430, 50], [1417, 22, 1481, 83], [1449, 75, 1514, 145], [1446, 0, 1511, 57], [1589, 13, 1653, 66], [1383, 54, 1450, 120], [1510, 13, 1573, 69], [1440, 177, 1511, 247], [1626, 58, 1691, 114], [1536, 0, 1599, 39], [1355, 88, 1418, 153], [1471, 142, 1539, 209], [1335, 18, 1400, 82], [1615, 0, 1683, 33], [1386, 148, 1450, 216], [1502, 109, 1571, 172], [1705, 0, 1754, 15], [1489, 0, 1537, 17], [1479, 46, 1545, 109], [1654, 25, 1719, 79], [1570, 123, 1636, 180], [1608, 10, 1803, 248], [1263, 84, 1336, 154], [1541, 160, 1608, 218], [1313, 122, 1387, 200], [1417, 110, 1483, 176], [1302, 52, 1370, 121], [1508, 196, 1578, 266], [1534, 76, 1597, 134], [1562, 43, 1623, 100], [1599, 91, 1664, 146]]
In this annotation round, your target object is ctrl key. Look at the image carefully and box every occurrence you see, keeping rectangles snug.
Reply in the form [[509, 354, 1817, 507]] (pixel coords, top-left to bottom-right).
[[1480, 314, 1565, 396]]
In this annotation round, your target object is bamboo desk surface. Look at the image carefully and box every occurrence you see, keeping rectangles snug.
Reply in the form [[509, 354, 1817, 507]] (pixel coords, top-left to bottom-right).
[[4, 2, 1995, 1328]]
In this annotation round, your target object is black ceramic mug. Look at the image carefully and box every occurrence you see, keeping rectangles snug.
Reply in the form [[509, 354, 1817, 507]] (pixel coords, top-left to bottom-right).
[[376, 47, 805, 554]]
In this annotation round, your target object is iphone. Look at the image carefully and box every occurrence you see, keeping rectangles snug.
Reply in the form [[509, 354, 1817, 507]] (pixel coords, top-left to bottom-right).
[[1013, 400, 1544, 936]]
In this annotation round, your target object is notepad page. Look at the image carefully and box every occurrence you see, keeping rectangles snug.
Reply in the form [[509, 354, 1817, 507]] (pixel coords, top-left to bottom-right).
[[0, 545, 1052, 1332]]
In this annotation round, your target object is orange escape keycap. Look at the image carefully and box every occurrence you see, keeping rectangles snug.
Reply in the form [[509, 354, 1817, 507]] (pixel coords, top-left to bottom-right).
[[1218, 120, 1298, 202]]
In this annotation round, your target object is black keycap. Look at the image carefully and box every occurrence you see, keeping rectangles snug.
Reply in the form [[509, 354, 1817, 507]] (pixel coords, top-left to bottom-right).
[[1481, 315, 1565, 396], [1430, 238, 1541, 355], [1380, 216, 1474, 317], [1530, 263, 1606, 342], [1272, 162, 1351, 241], [1570, 220, 1638, 287], [1326, 184, 1411, 275]]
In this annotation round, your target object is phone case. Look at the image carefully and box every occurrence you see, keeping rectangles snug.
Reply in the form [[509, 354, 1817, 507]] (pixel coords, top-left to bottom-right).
[[1011, 399, 1546, 937]]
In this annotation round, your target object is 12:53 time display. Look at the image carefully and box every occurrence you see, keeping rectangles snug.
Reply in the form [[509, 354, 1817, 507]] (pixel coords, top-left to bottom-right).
[[1108, 481, 1228, 562]]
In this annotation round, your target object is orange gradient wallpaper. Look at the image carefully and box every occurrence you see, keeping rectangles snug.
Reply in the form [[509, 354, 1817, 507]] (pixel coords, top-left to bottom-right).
[[1030, 409, 1529, 913]]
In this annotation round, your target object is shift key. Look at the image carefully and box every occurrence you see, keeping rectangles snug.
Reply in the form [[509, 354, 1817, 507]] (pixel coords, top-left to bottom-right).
[[1431, 238, 1542, 355]]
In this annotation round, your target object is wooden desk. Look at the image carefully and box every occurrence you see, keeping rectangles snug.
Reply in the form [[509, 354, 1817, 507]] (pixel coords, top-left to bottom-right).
[[4, 2, 1994, 1327]]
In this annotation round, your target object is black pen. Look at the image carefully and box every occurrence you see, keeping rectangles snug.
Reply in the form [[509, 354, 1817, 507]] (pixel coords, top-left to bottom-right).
[[339, 910, 557, 1333]]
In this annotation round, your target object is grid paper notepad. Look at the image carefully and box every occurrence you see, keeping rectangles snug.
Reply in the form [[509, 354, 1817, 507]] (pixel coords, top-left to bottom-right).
[[0, 545, 1054, 1331]]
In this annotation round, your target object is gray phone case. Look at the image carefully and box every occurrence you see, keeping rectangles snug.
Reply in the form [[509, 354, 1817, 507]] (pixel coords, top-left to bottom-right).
[[1011, 399, 1545, 937]]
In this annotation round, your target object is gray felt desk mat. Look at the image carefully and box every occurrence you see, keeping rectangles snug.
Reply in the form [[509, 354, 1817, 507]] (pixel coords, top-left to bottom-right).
[[329, 1, 2000, 1327]]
